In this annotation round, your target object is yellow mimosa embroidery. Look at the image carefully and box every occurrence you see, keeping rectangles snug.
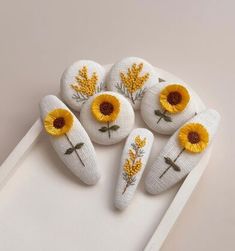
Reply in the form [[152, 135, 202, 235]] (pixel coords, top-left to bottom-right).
[[122, 135, 146, 194], [116, 63, 149, 105], [71, 66, 101, 103]]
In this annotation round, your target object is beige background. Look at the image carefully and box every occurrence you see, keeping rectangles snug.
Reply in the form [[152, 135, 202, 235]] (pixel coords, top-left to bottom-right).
[[0, 0, 234, 250]]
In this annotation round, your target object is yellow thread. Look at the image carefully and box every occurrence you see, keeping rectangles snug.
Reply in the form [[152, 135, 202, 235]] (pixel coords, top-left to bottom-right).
[[44, 109, 73, 136], [71, 66, 98, 97], [122, 135, 146, 194], [120, 63, 149, 94], [178, 123, 209, 153], [91, 94, 120, 123], [159, 84, 190, 113]]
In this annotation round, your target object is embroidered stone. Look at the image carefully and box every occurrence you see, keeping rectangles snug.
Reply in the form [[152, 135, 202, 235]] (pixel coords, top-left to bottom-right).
[[40, 95, 101, 185], [145, 109, 220, 194], [60, 60, 105, 111], [114, 128, 154, 210], [140, 82, 201, 135], [106, 57, 159, 110], [80, 91, 135, 145]]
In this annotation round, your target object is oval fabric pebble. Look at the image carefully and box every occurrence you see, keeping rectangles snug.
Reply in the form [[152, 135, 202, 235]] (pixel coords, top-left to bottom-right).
[[106, 57, 159, 110], [140, 82, 198, 135], [80, 91, 135, 145], [145, 109, 220, 195], [60, 60, 105, 111], [114, 128, 154, 210], [40, 95, 101, 185]]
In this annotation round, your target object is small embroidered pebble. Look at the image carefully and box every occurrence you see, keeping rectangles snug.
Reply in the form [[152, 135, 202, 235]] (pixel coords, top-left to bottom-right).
[[60, 60, 105, 111], [145, 109, 220, 194], [80, 91, 135, 145], [114, 128, 154, 210], [106, 57, 159, 110], [140, 82, 200, 135], [40, 95, 101, 185]]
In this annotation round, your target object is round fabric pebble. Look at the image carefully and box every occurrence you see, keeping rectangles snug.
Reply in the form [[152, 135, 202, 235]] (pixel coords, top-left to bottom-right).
[[80, 91, 135, 145], [140, 82, 197, 135], [106, 57, 159, 110], [60, 60, 105, 112]]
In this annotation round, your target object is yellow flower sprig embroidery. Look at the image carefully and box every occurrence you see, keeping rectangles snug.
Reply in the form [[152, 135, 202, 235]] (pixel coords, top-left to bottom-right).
[[122, 135, 146, 194], [116, 63, 149, 105], [70, 66, 101, 103], [159, 123, 209, 179]]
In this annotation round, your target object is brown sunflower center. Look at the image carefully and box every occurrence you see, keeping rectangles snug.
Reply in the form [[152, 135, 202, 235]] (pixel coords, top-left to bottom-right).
[[53, 117, 65, 129], [167, 91, 182, 105], [188, 131, 200, 144], [99, 102, 114, 115]]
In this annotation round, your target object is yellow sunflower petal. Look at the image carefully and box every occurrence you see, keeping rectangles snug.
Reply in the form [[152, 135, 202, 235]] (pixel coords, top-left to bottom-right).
[[91, 94, 120, 123], [159, 84, 190, 113], [44, 108, 73, 136], [178, 123, 209, 153]]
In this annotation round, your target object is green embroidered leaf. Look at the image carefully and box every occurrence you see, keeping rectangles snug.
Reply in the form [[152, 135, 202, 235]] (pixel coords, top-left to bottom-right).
[[158, 78, 165, 83], [110, 125, 120, 131], [164, 157, 181, 171], [155, 110, 172, 122], [154, 110, 162, 116], [65, 147, 75, 155], [99, 126, 108, 132], [163, 116, 172, 122], [75, 143, 84, 149]]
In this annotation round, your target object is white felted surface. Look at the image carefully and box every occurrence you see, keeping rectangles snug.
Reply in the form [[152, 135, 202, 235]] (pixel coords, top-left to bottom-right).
[[0, 65, 213, 251], [60, 60, 105, 111], [145, 109, 220, 195], [140, 82, 200, 135], [106, 57, 159, 110], [40, 95, 100, 185], [80, 91, 135, 145], [115, 128, 154, 210]]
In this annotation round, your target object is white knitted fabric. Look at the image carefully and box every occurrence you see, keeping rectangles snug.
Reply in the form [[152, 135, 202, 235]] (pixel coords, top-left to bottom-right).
[[80, 91, 135, 145], [60, 60, 105, 111], [40, 95, 101, 185], [140, 82, 201, 135], [114, 128, 154, 210], [145, 109, 220, 195], [106, 57, 159, 110]]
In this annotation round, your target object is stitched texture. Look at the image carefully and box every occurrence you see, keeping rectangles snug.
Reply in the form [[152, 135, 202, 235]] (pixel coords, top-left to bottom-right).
[[145, 109, 220, 195], [115, 128, 154, 210], [60, 60, 105, 112], [106, 57, 159, 110], [40, 95, 101, 185], [80, 91, 135, 145], [140, 81, 201, 135]]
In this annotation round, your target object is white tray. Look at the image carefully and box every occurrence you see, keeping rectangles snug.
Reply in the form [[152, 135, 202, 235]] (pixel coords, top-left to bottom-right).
[[0, 65, 211, 251]]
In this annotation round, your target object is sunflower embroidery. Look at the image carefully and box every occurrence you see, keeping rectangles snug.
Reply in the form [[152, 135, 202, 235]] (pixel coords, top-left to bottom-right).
[[70, 66, 102, 103], [155, 84, 190, 124], [44, 109, 85, 166], [116, 63, 149, 105], [122, 136, 146, 194], [159, 123, 209, 179], [91, 94, 120, 138]]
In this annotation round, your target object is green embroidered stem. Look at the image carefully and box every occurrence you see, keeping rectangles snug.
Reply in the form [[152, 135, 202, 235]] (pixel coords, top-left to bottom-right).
[[64, 133, 85, 167], [72, 91, 88, 103], [107, 122, 111, 139], [157, 110, 166, 124], [122, 178, 133, 195], [159, 148, 185, 179]]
